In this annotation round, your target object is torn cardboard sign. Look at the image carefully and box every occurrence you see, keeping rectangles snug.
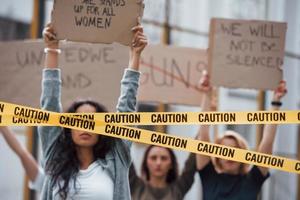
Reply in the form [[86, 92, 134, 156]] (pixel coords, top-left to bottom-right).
[[208, 18, 287, 90], [52, 0, 144, 46]]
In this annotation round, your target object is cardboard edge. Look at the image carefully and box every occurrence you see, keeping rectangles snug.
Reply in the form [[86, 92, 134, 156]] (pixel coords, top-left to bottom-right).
[[207, 18, 216, 83]]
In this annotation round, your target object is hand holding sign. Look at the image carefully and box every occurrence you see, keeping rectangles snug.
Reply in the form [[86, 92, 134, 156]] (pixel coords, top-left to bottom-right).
[[198, 70, 212, 93], [129, 23, 148, 71], [272, 80, 287, 102], [131, 25, 148, 54], [43, 23, 59, 49]]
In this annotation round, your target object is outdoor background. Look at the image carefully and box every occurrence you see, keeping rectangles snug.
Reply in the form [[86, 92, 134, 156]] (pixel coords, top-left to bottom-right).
[[0, 0, 299, 200]]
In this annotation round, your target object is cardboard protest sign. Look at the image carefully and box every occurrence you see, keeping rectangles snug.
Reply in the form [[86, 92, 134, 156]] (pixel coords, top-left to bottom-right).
[[0, 40, 128, 111], [0, 41, 207, 109], [52, 0, 144, 46], [139, 45, 207, 106], [208, 18, 287, 90]]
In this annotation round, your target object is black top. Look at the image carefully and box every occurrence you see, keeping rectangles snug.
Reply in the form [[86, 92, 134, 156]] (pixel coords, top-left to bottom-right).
[[198, 162, 269, 200]]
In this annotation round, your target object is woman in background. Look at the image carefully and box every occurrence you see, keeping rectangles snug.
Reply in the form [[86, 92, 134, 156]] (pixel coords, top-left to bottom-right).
[[196, 71, 287, 200], [130, 145, 196, 200]]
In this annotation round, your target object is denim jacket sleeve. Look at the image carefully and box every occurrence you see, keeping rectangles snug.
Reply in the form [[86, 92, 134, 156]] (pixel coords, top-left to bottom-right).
[[38, 69, 62, 165], [114, 69, 140, 167]]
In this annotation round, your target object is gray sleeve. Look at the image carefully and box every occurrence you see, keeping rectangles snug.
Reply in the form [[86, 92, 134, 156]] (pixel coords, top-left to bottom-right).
[[174, 153, 197, 195], [114, 69, 140, 167], [38, 69, 63, 164]]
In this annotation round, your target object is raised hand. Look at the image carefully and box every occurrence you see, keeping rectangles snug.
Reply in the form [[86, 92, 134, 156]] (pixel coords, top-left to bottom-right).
[[43, 23, 59, 49], [272, 80, 287, 102], [198, 70, 212, 93], [128, 19, 148, 71], [131, 25, 148, 55]]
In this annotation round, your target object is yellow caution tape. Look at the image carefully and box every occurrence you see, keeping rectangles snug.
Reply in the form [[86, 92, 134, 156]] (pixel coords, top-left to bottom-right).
[[0, 101, 299, 126], [0, 101, 300, 174]]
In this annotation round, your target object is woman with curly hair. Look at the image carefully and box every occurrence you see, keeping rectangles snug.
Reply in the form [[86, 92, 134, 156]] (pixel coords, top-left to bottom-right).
[[39, 22, 147, 200]]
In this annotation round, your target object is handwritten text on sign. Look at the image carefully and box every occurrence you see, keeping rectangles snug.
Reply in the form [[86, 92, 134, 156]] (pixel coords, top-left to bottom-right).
[[209, 18, 287, 90], [52, 0, 144, 45], [0, 41, 208, 110], [139, 45, 208, 106], [0, 41, 128, 111]]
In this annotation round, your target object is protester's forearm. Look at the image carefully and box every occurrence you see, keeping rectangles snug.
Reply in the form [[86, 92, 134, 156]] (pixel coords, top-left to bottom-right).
[[259, 105, 280, 154], [129, 52, 141, 71], [1, 127, 39, 181], [1, 128, 26, 156], [45, 51, 59, 69], [19, 151, 40, 182], [198, 93, 212, 140]]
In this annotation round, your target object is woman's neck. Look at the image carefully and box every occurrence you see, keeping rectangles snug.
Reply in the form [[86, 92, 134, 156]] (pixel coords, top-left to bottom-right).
[[149, 176, 168, 188], [76, 147, 95, 170]]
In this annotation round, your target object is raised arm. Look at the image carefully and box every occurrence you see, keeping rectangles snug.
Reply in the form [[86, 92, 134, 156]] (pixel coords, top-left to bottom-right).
[[38, 23, 62, 162], [128, 24, 147, 71], [0, 127, 39, 182], [116, 25, 147, 113], [196, 71, 213, 170], [257, 81, 287, 175], [114, 24, 147, 166]]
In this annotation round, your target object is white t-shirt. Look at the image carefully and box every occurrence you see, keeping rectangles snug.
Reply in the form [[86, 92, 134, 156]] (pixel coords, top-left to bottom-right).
[[53, 161, 114, 200]]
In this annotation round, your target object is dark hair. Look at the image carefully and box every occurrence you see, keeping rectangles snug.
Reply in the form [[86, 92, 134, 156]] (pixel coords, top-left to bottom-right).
[[46, 100, 115, 199], [141, 145, 178, 184]]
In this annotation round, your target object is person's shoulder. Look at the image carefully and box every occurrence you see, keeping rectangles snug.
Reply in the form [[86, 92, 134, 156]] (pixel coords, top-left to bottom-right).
[[246, 165, 270, 184], [198, 161, 216, 174], [247, 166, 268, 177]]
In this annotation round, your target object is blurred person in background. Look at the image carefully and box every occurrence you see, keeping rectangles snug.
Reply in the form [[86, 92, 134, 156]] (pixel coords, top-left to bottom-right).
[[196, 71, 287, 200], [130, 145, 196, 200]]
